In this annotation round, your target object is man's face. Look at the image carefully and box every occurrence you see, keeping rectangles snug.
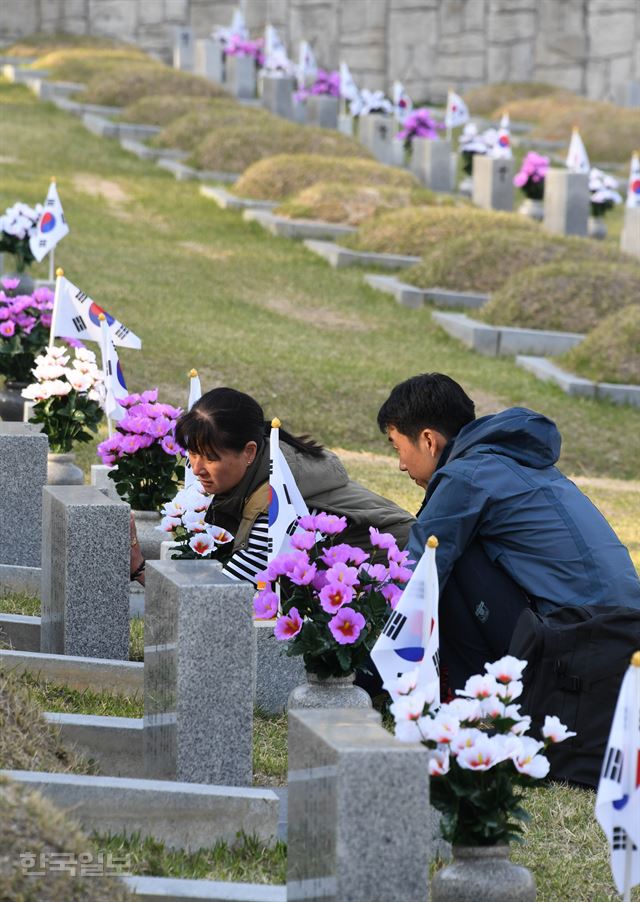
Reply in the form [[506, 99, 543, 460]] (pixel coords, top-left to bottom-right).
[[386, 425, 442, 490]]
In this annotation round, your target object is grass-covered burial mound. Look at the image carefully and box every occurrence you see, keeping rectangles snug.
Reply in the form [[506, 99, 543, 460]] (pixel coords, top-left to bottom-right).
[[276, 181, 456, 225], [27, 46, 156, 84], [233, 154, 417, 201], [463, 81, 561, 115], [340, 206, 537, 258], [561, 306, 640, 386], [78, 65, 228, 106], [480, 260, 640, 332], [120, 94, 222, 127]]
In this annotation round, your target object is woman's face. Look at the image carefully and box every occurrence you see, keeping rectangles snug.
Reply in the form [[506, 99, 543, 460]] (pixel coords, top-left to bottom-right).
[[188, 441, 257, 495]]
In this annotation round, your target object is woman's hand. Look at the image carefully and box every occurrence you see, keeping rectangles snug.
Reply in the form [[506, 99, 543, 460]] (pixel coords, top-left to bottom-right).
[[130, 514, 146, 586]]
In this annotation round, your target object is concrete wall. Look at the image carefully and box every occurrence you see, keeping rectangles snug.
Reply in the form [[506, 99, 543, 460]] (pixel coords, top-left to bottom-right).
[[1, 0, 639, 102]]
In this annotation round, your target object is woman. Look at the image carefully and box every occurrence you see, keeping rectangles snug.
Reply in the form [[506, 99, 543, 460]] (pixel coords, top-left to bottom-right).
[[131, 387, 415, 586]]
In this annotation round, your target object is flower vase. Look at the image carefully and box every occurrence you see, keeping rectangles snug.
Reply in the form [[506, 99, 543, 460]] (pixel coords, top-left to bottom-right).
[[287, 671, 372, 710], [47, 452, 84, 486], [431, 845, 536, 902], [133, 510, 163, 561], [0, 380, 28, 421], [588, 215, 607, 240], [518, 198, 544, 221]]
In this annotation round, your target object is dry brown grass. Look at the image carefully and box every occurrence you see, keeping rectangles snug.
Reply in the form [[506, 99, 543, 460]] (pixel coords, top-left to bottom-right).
[[561, 305, 640, 385], [498, 94, 640, 162], [4, 34, 130, 57], [341, 205, 537, 257], [120, 94, 221, 127], [27, 47, 155, 84], [276, 181, 457, 225], [235, 154, 415, 201], [481, 259, 640, 332], [464, 81, 561, 116], [78, 64, 228, 106], [404, 227, 630, 293], [0, 776, 131, 900]]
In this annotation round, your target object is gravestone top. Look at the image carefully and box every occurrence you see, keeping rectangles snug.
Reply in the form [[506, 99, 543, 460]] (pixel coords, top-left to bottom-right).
[[44, 484, 127, 507], [0, 421, 44, 436], [146, 559, 239, 588]]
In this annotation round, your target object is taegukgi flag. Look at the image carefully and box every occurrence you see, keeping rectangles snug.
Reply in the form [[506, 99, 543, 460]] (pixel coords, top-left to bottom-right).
[[98, 313, 127, 422], [371, 536, 440, 706], [626, 152, 640, 209], [392, 81, 413, 122], [184, 368, 202, 487], [339, 61, 359, 102], [50, 272, 141, 350], [268, 417, 309, 562], [595, 652, 640, 896], [490, 112, 512, 159], [298, 40, 317, 86], [264, 24, 290, 71], [29, 179, 69, 263], [214, 8, 249, 44], [445, 90, 469, 129], [566, 126, 590, 173]]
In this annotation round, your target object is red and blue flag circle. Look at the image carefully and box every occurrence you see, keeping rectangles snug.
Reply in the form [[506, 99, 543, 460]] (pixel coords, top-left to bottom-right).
[[499, 134, 510, 147], [88, 303, 115, 327], [40, 211, 56, 233], [268, 485, 279, 527], [632, 178, 640, 195]]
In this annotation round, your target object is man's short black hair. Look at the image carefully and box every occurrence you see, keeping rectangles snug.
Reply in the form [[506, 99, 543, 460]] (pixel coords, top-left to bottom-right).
[[377, 373, 475, 441]]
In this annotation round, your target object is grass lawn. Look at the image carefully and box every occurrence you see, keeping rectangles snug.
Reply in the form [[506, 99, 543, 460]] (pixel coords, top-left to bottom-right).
[[1, 72, 639, 899]]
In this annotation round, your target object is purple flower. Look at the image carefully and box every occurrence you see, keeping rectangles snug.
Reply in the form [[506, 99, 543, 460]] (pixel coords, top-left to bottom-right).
[[360, 562, 388, 582], [274, 607, 303, 640], [31, 286, 54, 306], [319, 581, 354, 613], [225, 35, 264, 65], [388, 560, 412, 583], [514, 152, 549, 194], [382, 583, 403, 608], [314, 512, 347, 535], [1, 277, 20, 290], [161, 435, 181, 455], [290, 530, 317, 552], [254, 589, 279, 619], [289, 560, 317, 586], [369, 527, 397, 550], [148, 416, 172, 438], [328, 607, 365, 645], [298, 514, 319, 531], [321, 544, 352, 567], [97, 434, 123, 463], [295, 69, 340, 102], [0, 320, 15, 337], [397, 108, 444, 147], [0, 308, 10, 321], [120, 434, 143, 454], [140, 389, 159, 403], [325, 561, 359, 587]]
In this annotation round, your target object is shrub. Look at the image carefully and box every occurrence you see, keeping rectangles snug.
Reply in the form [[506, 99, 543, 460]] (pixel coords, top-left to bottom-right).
[[341, 206, 537, 257], [561, 305, 640, 385], [480, 260, 640, 332], [78, 65, 228, 106], [496, 95, 640, 163], [464, 81, 561, 116], [276, 181, 457, 225], [234, 154, 414, 201], [403, 229, 629, 294], [120, 94, 224, 127]]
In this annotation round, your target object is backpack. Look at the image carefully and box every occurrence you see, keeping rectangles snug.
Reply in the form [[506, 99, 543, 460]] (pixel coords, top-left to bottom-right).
[[508, 604, 640, 788]]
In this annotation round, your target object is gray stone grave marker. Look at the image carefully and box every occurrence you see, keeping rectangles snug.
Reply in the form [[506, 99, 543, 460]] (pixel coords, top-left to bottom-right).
[[621, 206, 640, 260], [0, 423, 47, 570], [543, 169, 589, 236], [40, 485, 129, 659], [307, 95, 339, 129], [226, 55, 257, 99], [472, 155, 514, 211], [411, 137, 452, 191], [195, 37, 225, 83], [173, 26, 194, 72], [144, 560, 255, 786], [337, 111, 353, 136], [262, 73, 295, 120], [90, 463, 120, 502], [288, 708, 431, 902], [358, 113, 395, 165]]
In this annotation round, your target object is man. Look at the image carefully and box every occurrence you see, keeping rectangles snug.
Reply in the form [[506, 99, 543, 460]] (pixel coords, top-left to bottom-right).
[[378, 373, 640, 690]]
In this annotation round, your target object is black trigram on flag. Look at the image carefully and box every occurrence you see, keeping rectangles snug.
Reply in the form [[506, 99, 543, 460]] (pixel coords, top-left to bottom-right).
[[267, 538, 274, 555], [282, 483, 292, 505], [603, 747, 624, 784], [114, 324, 129, 341], [382, 611, 406, 641], [74, 290, 88, 304], [613, 827, 638, 851], [72, 315, 86, 333], [286, 518, 298, 537], [46, 198, 55, 207], [432, 647, 440, 676], [269, 460, 274, 476], [106, 360, 113, 377], [39, 239, 46, 248]]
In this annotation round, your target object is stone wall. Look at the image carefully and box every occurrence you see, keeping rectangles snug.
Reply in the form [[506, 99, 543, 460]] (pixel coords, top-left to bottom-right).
[[1, 0, 639, 102]]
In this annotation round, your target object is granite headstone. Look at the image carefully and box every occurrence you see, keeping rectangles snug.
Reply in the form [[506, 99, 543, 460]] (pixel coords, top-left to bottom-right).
[[262, 73, 295, 120], [195, 37, 225, 84], [621, 206, 640, 260], [543, 168, 589, 236], [472, 154, 514, 211], [358, 113, 394, 165], [307, 95, 339, 129], [411, 137, 452, 191], [172, 27, 194, 72], [226, 55, 257, 99], [0, 423, 47, 569]]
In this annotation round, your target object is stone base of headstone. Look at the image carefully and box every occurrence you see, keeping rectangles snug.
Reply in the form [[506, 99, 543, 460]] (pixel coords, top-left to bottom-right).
[[306, 95, 339, 129], [542, 169, 589, 236], [172, 26, 194, 72], [411, 137, 452, 191], [225, 55, 257, 99], [194, 37, 225, 84], [144, 561, 255, 786], [358, 113, 394, 165], [90, 464, 120, 502], [337, 112, 353, 136], [472, 155, 514, 211], [261, 73, 295, 120], [0, 423, 48, 568], [46, 451, 84, 486], [41, 485, 129, 659], [292, 98, 307, 124], [621, 206, 640, 260], [288, 708, 431, 901]]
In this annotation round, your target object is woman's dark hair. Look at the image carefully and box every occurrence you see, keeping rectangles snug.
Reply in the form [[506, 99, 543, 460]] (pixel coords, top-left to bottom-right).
[[377, 373, 475, 441], [175, 387, 324, 458]]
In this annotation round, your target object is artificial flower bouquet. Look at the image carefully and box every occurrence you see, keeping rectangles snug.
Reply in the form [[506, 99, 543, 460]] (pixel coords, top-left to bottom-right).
[[97, 390, 185, 511], [225, 34, 264, 66], [391, 655, 575, 846], [589, 167, 623, 217], [295, 69, 340, 103], [22, 346, 105, 453], [458, 122, 492, 176], [254, 516, 411, 680], [0, 201, 42, 273], [0, 280, 56, 383], [396, 108, 443, 151], [157, 481, 234, 559], [513, 152, 550, 201]]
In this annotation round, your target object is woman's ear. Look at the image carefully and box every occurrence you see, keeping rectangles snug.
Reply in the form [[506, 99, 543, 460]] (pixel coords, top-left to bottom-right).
[[244, 441, 258, 466]]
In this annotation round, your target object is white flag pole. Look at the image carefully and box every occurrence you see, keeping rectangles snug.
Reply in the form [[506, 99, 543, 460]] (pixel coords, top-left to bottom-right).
[[446, 89, 452, 142], [623, 651, 640, 902], [48, 267, 64, 350], [98, 312, 113, 438], [48, 247, 55, 283]]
